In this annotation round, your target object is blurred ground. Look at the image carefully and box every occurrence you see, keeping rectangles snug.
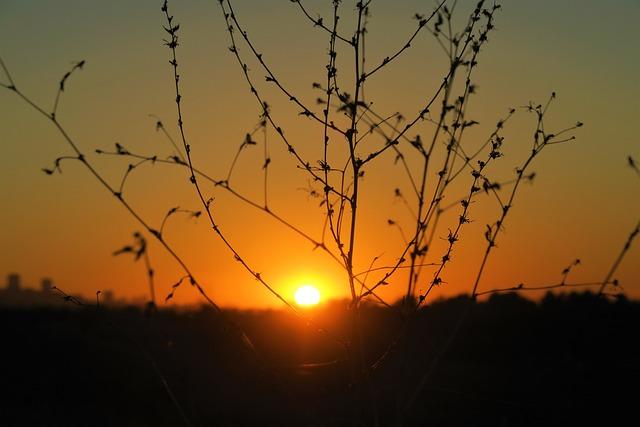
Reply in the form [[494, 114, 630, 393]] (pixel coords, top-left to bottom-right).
[[1, 292, 638, 426]]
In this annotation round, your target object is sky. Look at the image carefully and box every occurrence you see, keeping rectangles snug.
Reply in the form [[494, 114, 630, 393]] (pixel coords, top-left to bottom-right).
[[1, 0, 638, 308]]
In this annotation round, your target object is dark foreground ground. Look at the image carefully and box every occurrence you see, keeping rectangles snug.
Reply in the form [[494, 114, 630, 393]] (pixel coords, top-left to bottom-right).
[[1, 292, 638, 426]]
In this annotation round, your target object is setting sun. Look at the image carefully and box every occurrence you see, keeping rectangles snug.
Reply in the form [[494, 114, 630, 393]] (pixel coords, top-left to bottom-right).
[[294, 285, 321, 306]]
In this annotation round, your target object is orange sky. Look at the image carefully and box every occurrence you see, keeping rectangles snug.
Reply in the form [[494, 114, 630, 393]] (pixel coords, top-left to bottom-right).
[[1, 0, 638, 308]]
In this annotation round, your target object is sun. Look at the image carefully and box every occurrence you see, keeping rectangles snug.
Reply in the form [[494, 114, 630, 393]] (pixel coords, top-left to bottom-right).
[[294, 285, 321, 306]]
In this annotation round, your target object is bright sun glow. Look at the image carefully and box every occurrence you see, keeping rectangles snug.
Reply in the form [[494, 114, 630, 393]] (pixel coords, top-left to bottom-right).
[[294, 285, 321, 306]]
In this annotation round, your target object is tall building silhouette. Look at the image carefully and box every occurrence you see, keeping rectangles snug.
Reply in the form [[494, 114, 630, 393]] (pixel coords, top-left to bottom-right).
[[41, 278, 53, 293], [7, 273, 20, 291], [2, 273, 123, 307], [2, 274, 61, 307]]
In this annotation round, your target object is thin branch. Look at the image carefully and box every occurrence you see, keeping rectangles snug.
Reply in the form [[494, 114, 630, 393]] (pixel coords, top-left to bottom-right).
[[291, 0, 352, 44], [362, 0, 449, 81]]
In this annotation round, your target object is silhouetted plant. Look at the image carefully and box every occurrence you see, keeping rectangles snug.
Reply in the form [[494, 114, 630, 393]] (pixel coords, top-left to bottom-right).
[[1, 0, 638, 424]]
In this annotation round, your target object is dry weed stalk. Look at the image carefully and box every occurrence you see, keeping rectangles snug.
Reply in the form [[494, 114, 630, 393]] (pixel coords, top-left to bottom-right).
[[2, 0, 638, 424]]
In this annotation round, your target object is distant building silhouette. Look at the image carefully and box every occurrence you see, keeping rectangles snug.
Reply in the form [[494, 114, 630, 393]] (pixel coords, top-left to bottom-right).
[[1, 273, 73, 307], [7, 273, 20, 291], [102, 290, 114, 305], [1, 273, 126, 308], [41, 278, 53, 293], [1, 273, 58, 307]]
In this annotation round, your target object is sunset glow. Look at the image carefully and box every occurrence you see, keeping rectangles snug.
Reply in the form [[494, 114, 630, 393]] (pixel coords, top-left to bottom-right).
[[0, 0, 637, 309], [294, 285, 321, 306]]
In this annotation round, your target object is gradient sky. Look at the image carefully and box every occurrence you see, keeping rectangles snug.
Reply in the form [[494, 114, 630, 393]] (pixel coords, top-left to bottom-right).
[[1, 0, 638, 308]]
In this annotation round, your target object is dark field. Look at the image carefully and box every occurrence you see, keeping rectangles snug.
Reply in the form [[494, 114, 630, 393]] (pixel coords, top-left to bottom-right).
[[2, 292, 638, 426]]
